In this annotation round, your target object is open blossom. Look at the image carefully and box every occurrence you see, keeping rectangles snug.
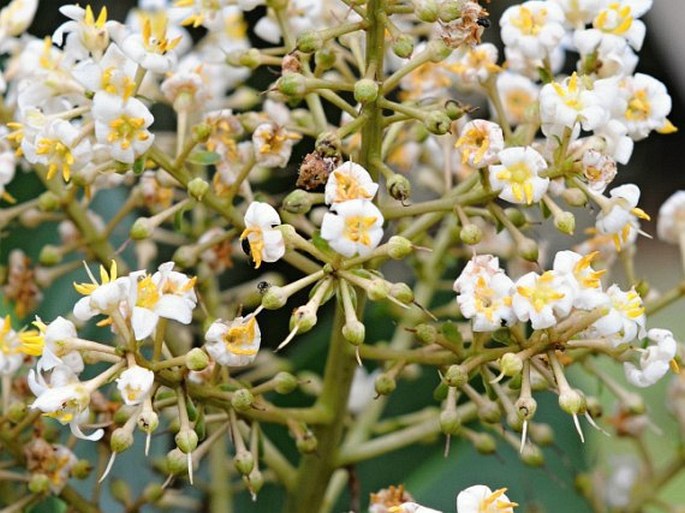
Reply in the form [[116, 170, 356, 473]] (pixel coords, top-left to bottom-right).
[[21, 316, 84, 375], [394, 504, 443, 513], [453, 255, 505, 294], [552, 250, 608, 310], [121, 11, 182, 73], [25, 440, 78, 494], [624, 328, 677, 388], [495, 72, 539, 126], [595, 184, 649, 250], [488, 146, 549, 205], [592, 0, 652, 51], [582, 149, 617, 193], [573, 29, 638, 78], [116, 365, 155, 405], [205, 315, 261, 367], [0, 315, 23, 376], [252, 123, 301, 168], [72, 43, 137, 100], [448, 43, 500, 88], [657, 191, 685, 244], [324, 162, 378, 205], [321, 199, 384, 258], [240, 201, 286, 269], [591, 284, 646, 345], [457, 485, 518, 513], [457, 272, 516, 332], [549, 0, 605, 27], [0, 0, 37, 40], [53, 4, 117, 60], [513, 271, 574, 329], [73, 261, 128, 323], [455, 120, 504, 168], [500, 1, 565, 60], [611, 73, 675, 140]]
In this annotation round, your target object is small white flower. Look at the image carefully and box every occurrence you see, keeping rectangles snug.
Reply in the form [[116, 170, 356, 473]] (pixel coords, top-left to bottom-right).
[[205, 315, 261, 367], [161, 60, 211, 111], [453, 255, 504, 294], [604, 456, 640, 508], [448, 43, 500, 88], [73, 261, 128, 323], [539, 73, 608, 135], [503, 44, 565, 80], [657, 191, 685, 244], [549, 0, 605, 27], [394, 503, 443, 513], [348, 366, 380, 414], [253, 0, 323, 44], [53, 4, 117, 60], [0, 0, 38, 39], [72, 43, 137, 100], [489, 146, 549, 205], [500, 1, 565, 60], [457, 272, 516, 332], [591, 284, 646, 345], [456, 485, 518, 513], [595, 184, 650, 251], [613, 73, 675, 141], [252, 123, 301, 168], [494, 72, 539, 126], [0, 315, 23, 376], [573, 30, 638, 78], [513, 271, 574, 329], [116, 365, 155, 405], [320, 199, 384, 258], [455, 120, 504, 168], [44, 444, 78, 494], [22, 316, 84, 375], [121, 11, 182, 73], [240, 201, 286, 269], [552, 250, 608, 310], [592, 0, 652, 51], [624, 328, 677, 388], [581, 150, 617, 193], [324, 162, 378, 205]]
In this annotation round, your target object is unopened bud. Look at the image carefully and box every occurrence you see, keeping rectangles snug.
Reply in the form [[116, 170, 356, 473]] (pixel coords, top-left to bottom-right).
[[296, 31, 323, 53], [529, 422, 554, 446], [459, 224, 482, 245], [415, 323, 437, 344], [315, 46, 337, 70], [375, 373, 397, 395], [427, 39, 452, 62], [515, 397, 537, 421], [130, 218, 153, 240], [39, 245, 62, 266], [444, 365, 468, 388], [506, 411, 524, 431], [28, 473, 50, 494], [424, 111, 452, 135], [175, 428, 199, 454], [367, 279, 391, 301], [111, 427, 135, 453], [392, 34, 414, 58], [438, 0, 462, 21], [187, 178, 209, 201], [477, 400, 502, 424], [296, 431, 318, 454], [237, 48, 261, 68], [520, 444, 544, 467], [231, 389, 255, 412], [387, 174, 412, 202], [246, 468, 264, 496], [282, 189, 313, 214], [192, 122, 212, 143], [559, 388, 586, 415], [354, 79, 379, 104], [445, 100, 465, 120], [277, 72, 307, 97], [262, 286, 288, 309], [414, 0, 439, 22], [38, 191, 60, 211], [500, 353, 523, 377], [504, 207, 526, 227], [173, 245, 198, 268], [234, 450, 255, 476], [274, 372, 298, 394], [185, 348, 210, 371], [554, 211, 575, 235], [472, 432, 496, 454], [342, 320, 365, 346], [142, 483, 165, 503], [561, 187, 587, 207], [137, 410, 159, 434], [6, 401, 27, 424], [387, 236, 413, 260], [165, 448, 187, 475], [440, 409, 462, 435], [390, 282, 414, 304], [517, 238, 539, 262], [111, 479, 132, 504], [71, 460, 92, 479], [289, 305, 318, 333]]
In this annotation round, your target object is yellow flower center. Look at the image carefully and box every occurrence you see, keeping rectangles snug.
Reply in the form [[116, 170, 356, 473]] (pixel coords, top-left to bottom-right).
[[39, 36, 59, 70], [84, 4, 108, 29], [456, 126, 491, 166], [613, 289, 644, 320], [480, 487, 519, 512], [625, 89, 650, 121], [473, 277, 512, 322], [136, 275, 160, 309], [108, 115, 149, 150], [510, 6, 548, 36], [240, 226, 265, 269], [343, 215, 377, 246], [552, 73, 582, 110], [496, 161, 535, 204], [101, 66, 136, 100], [223, 317, 258, 356], [594, 3, 633, 35], [74, 261, 118, 296], [334, 172, 372, 202], [517, 272, 565, 312], [18, 318, 47, 357], [0, 316, 19, 356], [573, 251, 606, 289], [36, 137, 75, 181], [140, 12, 182, 54], [504, 89, 534, 121]]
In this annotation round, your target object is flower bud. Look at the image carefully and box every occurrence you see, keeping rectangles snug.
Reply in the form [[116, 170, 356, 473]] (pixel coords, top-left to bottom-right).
[[427, 39, 452, 62], [424, 111, 452, 135], [39, 245, 62, 266], [282, 189, 314, 214], [130, 218, 153, 240], [277, 72, 307, 97], [19, 208, 43, 228], [38, 191, 60, 211], [187, 177, 209, 201], [561, 187, 587, 207], [354, 79, 379, 104], [274, 372, 298, 394], [472, 432, 496, 454], [175, 428, 199, 454], [392, 34, 414, 58], [237, 48, 261, 68], [185, 348, 210, 371], [111, 427, 135, 453], [142, 483, 165, 504], [71, 460, 93, 479], [296, 31, 323, 53], [315, 46, 337, 70], [111, 479, 133, 504], [440, 409, 462, 435], [342, 319, 365, 346], [515, 396, 537, 421], [289, 304, 318, 333], [506, 411, 524, 431], [390, 282, 414, 304], [459, 223, 483, 245], [554, 211, 576, 235], [444, 365, 468, 388], [296, 431, 318, 454], [28, 473, 51, 494], [387, 174, 412, 202], [231, 389, 255, 412], [529, 422, 554, 446], [414, 0, 439, 22], [173, 245, 198, 268], [500, 353, 523, 377], [246, 468, 265, 496], [366, 279, 391, 301], [262, 286, 288, 310], [415, 323, 437, 345], [387, 236, 413, 260], [165, 448, 187, 475], [234, 449, 255, 476], [138, 409, 159, 434], [444, 100, 465, 120], [374, 373, 397, 395], [559, 388, 586, 415], [438, 0, 462, 21], [477, 400, 502, 424], [504, 207, 526, 227], [517, 238, 539, 262], [520, 444, 544, 467]]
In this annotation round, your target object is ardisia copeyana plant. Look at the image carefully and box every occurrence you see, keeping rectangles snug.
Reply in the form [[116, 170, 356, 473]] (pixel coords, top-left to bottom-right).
[[0, 0, 684, 512]]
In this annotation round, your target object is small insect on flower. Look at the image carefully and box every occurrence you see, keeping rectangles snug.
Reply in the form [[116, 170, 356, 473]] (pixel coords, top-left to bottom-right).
[[457, 485, 518, 513], [320, 199, 384, 257], [252, 123, 302, 168], [240, 201, 286, 269], [205, 315, 261, 367]]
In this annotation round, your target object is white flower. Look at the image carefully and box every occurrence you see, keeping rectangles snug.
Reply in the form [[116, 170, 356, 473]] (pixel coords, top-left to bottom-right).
[[0, 149, 16, 203], [494, 72, 539, 126], [595, 184, 649, 250], [552, 250, 608, 310], [240, 201, 286, 268], [513, 271, 574, 329], [44, 444, 78, 494], [324, 162, 378, 205], [500, 1, 565, 60], [539, 73, 608, 136], [0, 0, 37, 39], [573, 30, 638, 78], [121, 11, 182, 73], [455, 120, 504, 168], [549, 0, 605, 27], [320, 199, 384, 258], [488, 146, 549, 205], [254, 0, 323, 44], [624, 328, 677, 388], [503, 44, 565, 80], [92, 93, 155, 164], [53, 4, 118, 60], [591, 284, 646, 345], [161, 63, 210, 111], [21, 316, 84, 375], [592, 0, 652, 51], [457, 272, 516, 332], [0, 315, 23, 376], [252, 123, 301, 168], [448, 43, 500, 89], [394, 503, 443, 513], [453, 255, 504, 294], [604, 456, 640, 508], [612, 73, 675, 141], [348, 366, 380, 414], [657, 191, 685, 244], [581, 150, 617, 193], [116, 365, 155, 405], [72, 43, 137, 100], [205, 315, 261, 367], [457, 485, 518, 513], [593, 118, 634, 165], [73, 261, 128, 323]]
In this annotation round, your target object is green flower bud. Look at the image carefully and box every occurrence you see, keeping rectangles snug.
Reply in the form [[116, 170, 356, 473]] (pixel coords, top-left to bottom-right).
[[39, 245, 62, 266], [387, 235, 413, 260], [414, 0, 439, 22], [504, 207, 526, 227], [439, 409, 462, 435], [392, 34, 415, 58], [142, 483, 165, 504], [110, 479, 132, 504], [191, 122, 212, 143], [315, 46, 337, 70], [387, 174, 412, 202], [274, 372, 298, 394], [262, 286, 288, 310], [38, 191, 60, 211], [187, 177, 209, 201], [520, 444, 544, 467], [296, 431, 318, 454], [28, 473, 51, 494], [427, 39, 452, 62], [185, 348, 210, 371], [444, 100, 465, 120], [506, 411, 524, 431], [500, 353, 523, 377], [472, 432, 496, 454], [415, 323, 437, 344], [6, 401, 27, 424], [354, 78, 379, 104], [342, 319, 365, 346], [366, 279, 391, 301], [234, 450, 255, 476], [424, 111, 452, 135], [168, 417, 181, 434], [173, 245, 198, 268], [528, 422, 554, 446], [165, 448, 187, 475], [289, 304, 318, 333], [315, 131, 342, 157], [296, 31, 323, 53], [459, 224, 483, 245], [438, 0, 462, 21], [71, 460, 93, 479], [561, 187, 587, 207], [585, 395, 602, 419], [175, 428, 199, 454], [238, 48, 261, 69], [515, 396, 537, 421], [282, 189, 313, 214], [136, 408, 159, 434], [559, 388, 586, 415], [517, 238, 539, 262], [246, 468, 264, 496], [374, 373, 397, 396], [130, 218, 153, 240], [390, 282, 414, 304], [554, 211, 576, 235], [443, 364, 468, 388], [231, 389, 255, 412], [477, 400, 502, 424], [111, 427, 135, 453], [277, 72, 307, 97]]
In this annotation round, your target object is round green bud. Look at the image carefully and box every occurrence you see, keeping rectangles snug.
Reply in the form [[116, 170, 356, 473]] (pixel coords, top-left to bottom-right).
[[130, 218, 153, 240], [424, 111, 452, 135], [234, 450, 255, 476], [342, 320, 365, 346], [262, 286, 288, 310], [168, 417, 181, 434], [113, 406, 133, 425], [561, 187, 588, 207], [110, 479, 132, 504], [554, 211, 576, 235], [315, 131, 342, 156], [472, 432, 497, 454], [439, 409, 462, 435], [506, 411, 524, 431], [374, 373, 397, 396], [443, 364, 468, 388], [191, 122, 212, 143], [137, 409, 159, 434], [185, 348, 210, 371], [246, 468, 265, 495], [282, 189, 313, 215], [231, 389, 255, 412], [515, 396, 537, 421], [477, 400, 502, 424], [28, 473, 51, 494], [500, 353, 523, 377], [366, 279, 391, 301], [427, 39, 452, 62], [142, 483, 165, 504], [225, 49, 243, 67], [71, 460, 93, 479], [39, 245, 62, 266], [517, 238, 539, 262], [296, 30, 323, 53], [111, 427, 135, 453], [459, 224, 483, 245], [387, 174, 412, 202], [277, 72, 307, 97], [438, 0, 462, 21], [296, 432, 318, 454], [187, 177, 209, 201], [165, 448, 188, 475], [585, 395, 602, 419], [392, 34, 415, 58], [529, 422, 554, 446], [289, 305, 318, 333], [274, 371, 298, 394], [38, 191, 61, 211], [354, 78, 379, 104], [444, 100, 465, 120], [175, 428, 199, 454], [520, 444, 544, 467], [387, 236, 413, 260], [559, 388, 586, 415], [414, 0, 439, 22], [504, 207, 526, 227], [415, 323, 437, 345], [315, 46, 337, 70], [173, 245, 198, 268], [390, 282, 414, 304], [238, 48, 261, 69], [6, 401, 27, 424]]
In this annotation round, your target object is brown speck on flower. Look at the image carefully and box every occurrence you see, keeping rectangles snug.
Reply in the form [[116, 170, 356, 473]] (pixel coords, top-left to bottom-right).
[[282, 53, 303, 74], [369, 484, 414, 513], [3, 249, 42, 319], [296, 151, 341, 191], [439, 2, 489, 48]]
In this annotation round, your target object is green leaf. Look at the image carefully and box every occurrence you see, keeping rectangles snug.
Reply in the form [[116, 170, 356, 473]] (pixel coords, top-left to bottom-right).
[[29, 497, 67, 513], [440, 322, 462, 345], [186, 150, 221, 166]]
